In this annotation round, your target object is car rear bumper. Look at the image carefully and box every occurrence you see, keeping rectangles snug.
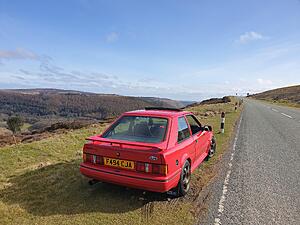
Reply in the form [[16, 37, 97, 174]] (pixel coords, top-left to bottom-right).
[[80, 163, 180, 193]]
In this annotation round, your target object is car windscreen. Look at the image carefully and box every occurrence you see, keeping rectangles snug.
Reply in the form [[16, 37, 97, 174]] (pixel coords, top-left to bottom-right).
[[102, 116, 168, 143]]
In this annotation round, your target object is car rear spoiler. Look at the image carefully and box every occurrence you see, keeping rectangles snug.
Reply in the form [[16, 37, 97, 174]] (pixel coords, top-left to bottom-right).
[[86, 136, 163, 151]]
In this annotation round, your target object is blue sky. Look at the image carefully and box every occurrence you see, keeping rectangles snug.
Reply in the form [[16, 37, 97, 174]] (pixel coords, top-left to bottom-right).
[[0, 0, 299, 100]]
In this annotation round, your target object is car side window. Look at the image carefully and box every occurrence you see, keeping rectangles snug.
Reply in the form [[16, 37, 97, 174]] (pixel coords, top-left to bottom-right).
[[177, 116, 191, 142], [186, 115, 202, 135]]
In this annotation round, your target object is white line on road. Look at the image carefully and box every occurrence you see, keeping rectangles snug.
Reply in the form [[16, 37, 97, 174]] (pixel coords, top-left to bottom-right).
[[271, 108, 278, 112], [281, 113, 293, 119], [214, 114, 243, 225]]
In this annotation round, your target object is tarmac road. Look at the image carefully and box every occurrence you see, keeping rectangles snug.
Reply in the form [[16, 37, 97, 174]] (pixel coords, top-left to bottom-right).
[[199, 99, 300, 225]]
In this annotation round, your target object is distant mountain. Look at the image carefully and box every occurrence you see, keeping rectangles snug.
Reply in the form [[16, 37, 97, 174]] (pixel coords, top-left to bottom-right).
[[250, 85, 300, 104], [184, 96, 232, 108], [0, 88, 190, 120], [139, 97, 188, 109], [180, 100, 196, 107]]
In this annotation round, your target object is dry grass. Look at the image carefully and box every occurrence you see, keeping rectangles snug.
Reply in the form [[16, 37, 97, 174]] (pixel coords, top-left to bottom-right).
[[0, 127, 11, 136], [251, 85, 300, 108], [0, 98, 242, 225], [254, 98, 300, 108]]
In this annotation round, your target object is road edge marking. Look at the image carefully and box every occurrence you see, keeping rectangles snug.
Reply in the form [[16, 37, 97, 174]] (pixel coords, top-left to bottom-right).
[[281, 112, 292, 119], [214, 114, 243, 225]]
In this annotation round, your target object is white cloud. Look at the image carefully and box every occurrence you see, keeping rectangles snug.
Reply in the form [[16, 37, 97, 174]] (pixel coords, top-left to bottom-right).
[[190, 41, 300, 95], [257, 78, 273, 85], [106, 32, 119, 43], [0, 48, 39, 60], [1, 40, 299, 101], [237, 31, 265, 44]]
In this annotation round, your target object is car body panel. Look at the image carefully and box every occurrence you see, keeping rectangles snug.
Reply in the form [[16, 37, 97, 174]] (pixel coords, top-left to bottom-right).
[[80, 109, 214, 193]]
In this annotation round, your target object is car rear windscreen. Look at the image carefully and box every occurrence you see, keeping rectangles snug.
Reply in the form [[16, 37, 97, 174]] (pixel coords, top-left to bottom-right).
[[102, 116, 168, 143]]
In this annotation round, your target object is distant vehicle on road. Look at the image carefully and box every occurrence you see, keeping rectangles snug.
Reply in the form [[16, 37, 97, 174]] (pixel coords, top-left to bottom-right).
[[80, 107, 216, 196]]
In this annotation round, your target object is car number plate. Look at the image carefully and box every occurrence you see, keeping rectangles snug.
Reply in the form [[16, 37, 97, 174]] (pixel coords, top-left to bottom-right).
[[103, 157, 135, 170]]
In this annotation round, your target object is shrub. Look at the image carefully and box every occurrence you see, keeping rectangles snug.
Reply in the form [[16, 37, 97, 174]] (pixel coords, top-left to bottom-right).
[[7, 115, 24, 134]]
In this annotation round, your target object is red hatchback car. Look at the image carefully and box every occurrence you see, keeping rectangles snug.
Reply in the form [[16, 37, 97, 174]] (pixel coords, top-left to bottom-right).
[[80, 107, 216, 196]]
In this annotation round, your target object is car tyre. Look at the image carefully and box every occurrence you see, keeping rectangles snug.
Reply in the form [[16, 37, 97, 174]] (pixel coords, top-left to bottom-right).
[[176, 160, 191, 197], [205, 136, 216, 161]]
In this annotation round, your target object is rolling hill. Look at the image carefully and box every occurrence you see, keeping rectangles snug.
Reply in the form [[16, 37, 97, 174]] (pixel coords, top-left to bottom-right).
[[250, 85, 300, 105], [0, 97, 242, 225], [0, 88, 189, 121]]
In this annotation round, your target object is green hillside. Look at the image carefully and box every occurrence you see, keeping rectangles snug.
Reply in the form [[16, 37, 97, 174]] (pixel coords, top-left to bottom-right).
[[0, 99, 242, 225], [250, 85, 300, 107], [0, 88, 187, 120]]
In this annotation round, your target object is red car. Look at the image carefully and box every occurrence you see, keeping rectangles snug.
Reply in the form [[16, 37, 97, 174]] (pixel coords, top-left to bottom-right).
[[80, 107, 216, 196]]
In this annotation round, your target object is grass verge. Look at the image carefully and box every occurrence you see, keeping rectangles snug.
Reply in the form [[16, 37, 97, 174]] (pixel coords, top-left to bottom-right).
[[0, 99, 242, 225], [251, 98, 300, 108]]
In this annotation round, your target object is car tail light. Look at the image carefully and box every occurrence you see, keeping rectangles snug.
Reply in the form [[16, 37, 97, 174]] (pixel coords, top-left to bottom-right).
[[136, 162, 145, 172], [83, 153, 103, 165], [159, 165, 168, 175], [87, 154, 93, 163], [136, 162, 168, 175], [152, 164, 168, 175], [83, 153, 92, 163], [152, 164, 160, 174], [96, 155, 104, 165], [145, 163, 150, 173], [92, 155, 97, 163]]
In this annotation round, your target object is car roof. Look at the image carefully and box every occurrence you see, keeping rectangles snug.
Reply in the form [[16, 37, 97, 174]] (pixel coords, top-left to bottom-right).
[[123, 109, 191, 118]]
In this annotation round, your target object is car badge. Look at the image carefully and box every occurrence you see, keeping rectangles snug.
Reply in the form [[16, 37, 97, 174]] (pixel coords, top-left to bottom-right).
[[149, 156, 158, 161], [116, 152, 120, 157]]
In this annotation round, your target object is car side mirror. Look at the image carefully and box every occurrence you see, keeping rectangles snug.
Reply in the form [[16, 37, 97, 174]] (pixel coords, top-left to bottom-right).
[[203, 125, 212, 131]]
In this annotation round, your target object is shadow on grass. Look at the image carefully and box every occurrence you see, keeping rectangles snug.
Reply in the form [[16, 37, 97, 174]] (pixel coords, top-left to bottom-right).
[[0, 160, 169, 216]]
